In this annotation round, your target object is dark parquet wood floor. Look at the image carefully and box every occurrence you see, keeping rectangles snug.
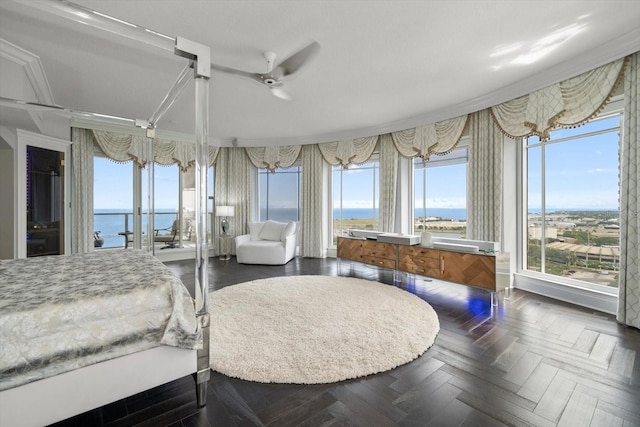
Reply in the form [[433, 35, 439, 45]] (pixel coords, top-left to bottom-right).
[[51, 256, 640, 427]]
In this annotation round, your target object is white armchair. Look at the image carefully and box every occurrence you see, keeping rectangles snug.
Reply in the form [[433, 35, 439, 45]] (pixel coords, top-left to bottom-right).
[[235, 220, 297, 265]]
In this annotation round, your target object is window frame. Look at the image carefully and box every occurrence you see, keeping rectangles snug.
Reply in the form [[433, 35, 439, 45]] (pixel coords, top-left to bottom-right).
[[331, 154, 380, 244], [412, 140, 469, 236], [517, 100, 623, 295]]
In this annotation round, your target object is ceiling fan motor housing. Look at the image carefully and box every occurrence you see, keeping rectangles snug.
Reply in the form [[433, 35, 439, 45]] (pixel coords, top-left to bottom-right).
[[261, 75, 280, 86]]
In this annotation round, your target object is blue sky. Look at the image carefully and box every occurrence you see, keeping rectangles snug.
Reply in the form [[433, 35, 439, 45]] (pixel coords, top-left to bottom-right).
[[527, 114, 620, 211]]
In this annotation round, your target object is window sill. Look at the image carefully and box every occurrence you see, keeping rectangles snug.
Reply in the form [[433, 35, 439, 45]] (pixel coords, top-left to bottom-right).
[[514, 271, 618, 315]]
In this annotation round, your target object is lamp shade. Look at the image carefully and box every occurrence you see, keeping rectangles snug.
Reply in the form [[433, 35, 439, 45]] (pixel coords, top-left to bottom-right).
[[216, 206, 234, 217]]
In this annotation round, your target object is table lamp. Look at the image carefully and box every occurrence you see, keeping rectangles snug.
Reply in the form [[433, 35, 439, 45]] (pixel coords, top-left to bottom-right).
[[216, 205, 234, 235]]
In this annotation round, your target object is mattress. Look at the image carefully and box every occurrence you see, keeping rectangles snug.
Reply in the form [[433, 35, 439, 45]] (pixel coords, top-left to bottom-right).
[[0, 249, 201, 391]]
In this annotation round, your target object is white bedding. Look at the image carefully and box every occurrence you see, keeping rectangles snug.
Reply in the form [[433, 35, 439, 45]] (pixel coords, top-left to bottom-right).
[[0, 249, 201, 391]]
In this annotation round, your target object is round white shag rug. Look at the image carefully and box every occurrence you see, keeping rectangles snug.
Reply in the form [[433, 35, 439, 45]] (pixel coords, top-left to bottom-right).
[[209, 275, 440, 384]]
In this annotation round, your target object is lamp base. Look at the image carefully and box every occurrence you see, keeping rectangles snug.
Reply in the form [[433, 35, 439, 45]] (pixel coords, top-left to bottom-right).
[[221, 218, 229, 235]]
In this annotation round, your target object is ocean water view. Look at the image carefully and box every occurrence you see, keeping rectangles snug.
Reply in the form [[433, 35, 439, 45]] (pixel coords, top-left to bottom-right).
[[94, 208, 179, 248]]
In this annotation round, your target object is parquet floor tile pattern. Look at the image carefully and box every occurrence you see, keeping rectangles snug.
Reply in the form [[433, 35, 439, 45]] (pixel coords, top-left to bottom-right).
[[51, 257, 640, 427]]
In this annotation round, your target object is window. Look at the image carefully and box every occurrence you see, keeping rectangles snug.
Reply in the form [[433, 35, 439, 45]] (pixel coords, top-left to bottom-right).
[[523, 112, 621, 289], [93, 156, 134, 249], [332, 160, 379, 244], [153, 164, 180, 234], [151, 165, 197, 249], [258, 166, 301, 222], [413, 148, 467, 237], [94, 153, 208, 251]]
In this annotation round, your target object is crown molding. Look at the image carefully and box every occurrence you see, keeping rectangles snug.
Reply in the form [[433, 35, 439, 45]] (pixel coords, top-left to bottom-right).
[[0, 38, 55, 105], [0, 38, 57, 134]]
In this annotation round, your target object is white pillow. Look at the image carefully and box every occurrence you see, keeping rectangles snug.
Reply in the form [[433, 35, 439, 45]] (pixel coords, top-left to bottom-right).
[[259, 220, 286, 241], [248, 222, 264, 240], [281, 221, 296, 242]]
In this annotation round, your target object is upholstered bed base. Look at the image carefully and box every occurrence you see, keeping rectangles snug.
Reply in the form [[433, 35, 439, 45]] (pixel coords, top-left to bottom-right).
[[0, 346, 197, 427]]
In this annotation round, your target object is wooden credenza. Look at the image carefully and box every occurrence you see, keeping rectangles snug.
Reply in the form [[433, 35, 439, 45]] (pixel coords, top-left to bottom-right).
[[337, 236, 510, 293]]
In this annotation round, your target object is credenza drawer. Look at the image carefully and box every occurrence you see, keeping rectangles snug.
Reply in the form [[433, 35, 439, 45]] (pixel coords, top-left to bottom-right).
[[362, 255, 396, 269], [398, 262, 441, 277], [362, 241, 396, 260], [398, 255, 440, 269], [398, 245, 439, 259]]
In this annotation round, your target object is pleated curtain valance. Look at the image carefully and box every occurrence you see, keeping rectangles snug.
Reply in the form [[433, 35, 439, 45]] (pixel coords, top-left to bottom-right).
[[391, 115, 468, 160], [317, 135, 379, 168], [92, 129, 220, 170], [491, 57, 628, 140], [245, 145, 302, 172]]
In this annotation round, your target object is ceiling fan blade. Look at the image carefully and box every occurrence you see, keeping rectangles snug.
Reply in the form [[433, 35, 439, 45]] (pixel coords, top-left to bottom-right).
[[211, 63, 262, 83], [276, 41, 320, 77], [270, 87, 293, 101]]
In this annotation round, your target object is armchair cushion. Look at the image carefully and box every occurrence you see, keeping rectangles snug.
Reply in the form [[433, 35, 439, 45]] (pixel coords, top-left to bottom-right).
[[259, 220, 286, 241], [248, 222, 264, 240]]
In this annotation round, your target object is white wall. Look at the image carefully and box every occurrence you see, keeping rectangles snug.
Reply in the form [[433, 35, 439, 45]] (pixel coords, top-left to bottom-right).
[[0, 129, 16, 259]]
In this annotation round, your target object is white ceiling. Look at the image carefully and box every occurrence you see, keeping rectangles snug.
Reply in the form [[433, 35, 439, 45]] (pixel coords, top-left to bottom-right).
[[1, 0, 639, 147]]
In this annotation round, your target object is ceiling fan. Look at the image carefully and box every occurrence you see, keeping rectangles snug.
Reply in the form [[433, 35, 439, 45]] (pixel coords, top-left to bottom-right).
[[211, 41, 320, 101]]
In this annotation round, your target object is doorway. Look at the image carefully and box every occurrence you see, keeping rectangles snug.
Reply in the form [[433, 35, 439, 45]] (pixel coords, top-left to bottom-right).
[[26, 146, 65, 256]]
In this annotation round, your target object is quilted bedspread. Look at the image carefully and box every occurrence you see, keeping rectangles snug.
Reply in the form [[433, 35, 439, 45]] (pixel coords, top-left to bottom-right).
[[0, 249, 201, 391]]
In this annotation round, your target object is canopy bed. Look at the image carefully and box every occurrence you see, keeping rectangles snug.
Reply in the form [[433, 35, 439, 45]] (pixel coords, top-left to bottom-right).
[[0, 0, 212, 425], [0, 250, 201, 426]]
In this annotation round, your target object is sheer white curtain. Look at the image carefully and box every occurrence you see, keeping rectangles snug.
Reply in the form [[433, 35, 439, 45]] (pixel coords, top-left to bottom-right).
[[467, 109, 503, 242], [618, 52, 640, 329], [71, 128, 95, 254], [379, 134, 398, 232], [300, 144, 326, 257]]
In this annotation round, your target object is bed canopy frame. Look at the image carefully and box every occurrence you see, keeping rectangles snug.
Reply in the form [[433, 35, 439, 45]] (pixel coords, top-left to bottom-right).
[[1, 0, 212, 420]]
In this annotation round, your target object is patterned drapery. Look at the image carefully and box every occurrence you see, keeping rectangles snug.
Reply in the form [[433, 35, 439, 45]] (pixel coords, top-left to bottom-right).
[[618, 52, 640, 329], [491, 57, 627, 140], [466, 109, 503, 242], [214, 147, 252, 254], [71, 128, 94, 254], [91, 129, 219, 170], [391, 115, 468, 160], [245, 145, 302, 172], [301, 144, 327, 257], [317, 136, 378, 168], [379, 134, 398, 232]]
